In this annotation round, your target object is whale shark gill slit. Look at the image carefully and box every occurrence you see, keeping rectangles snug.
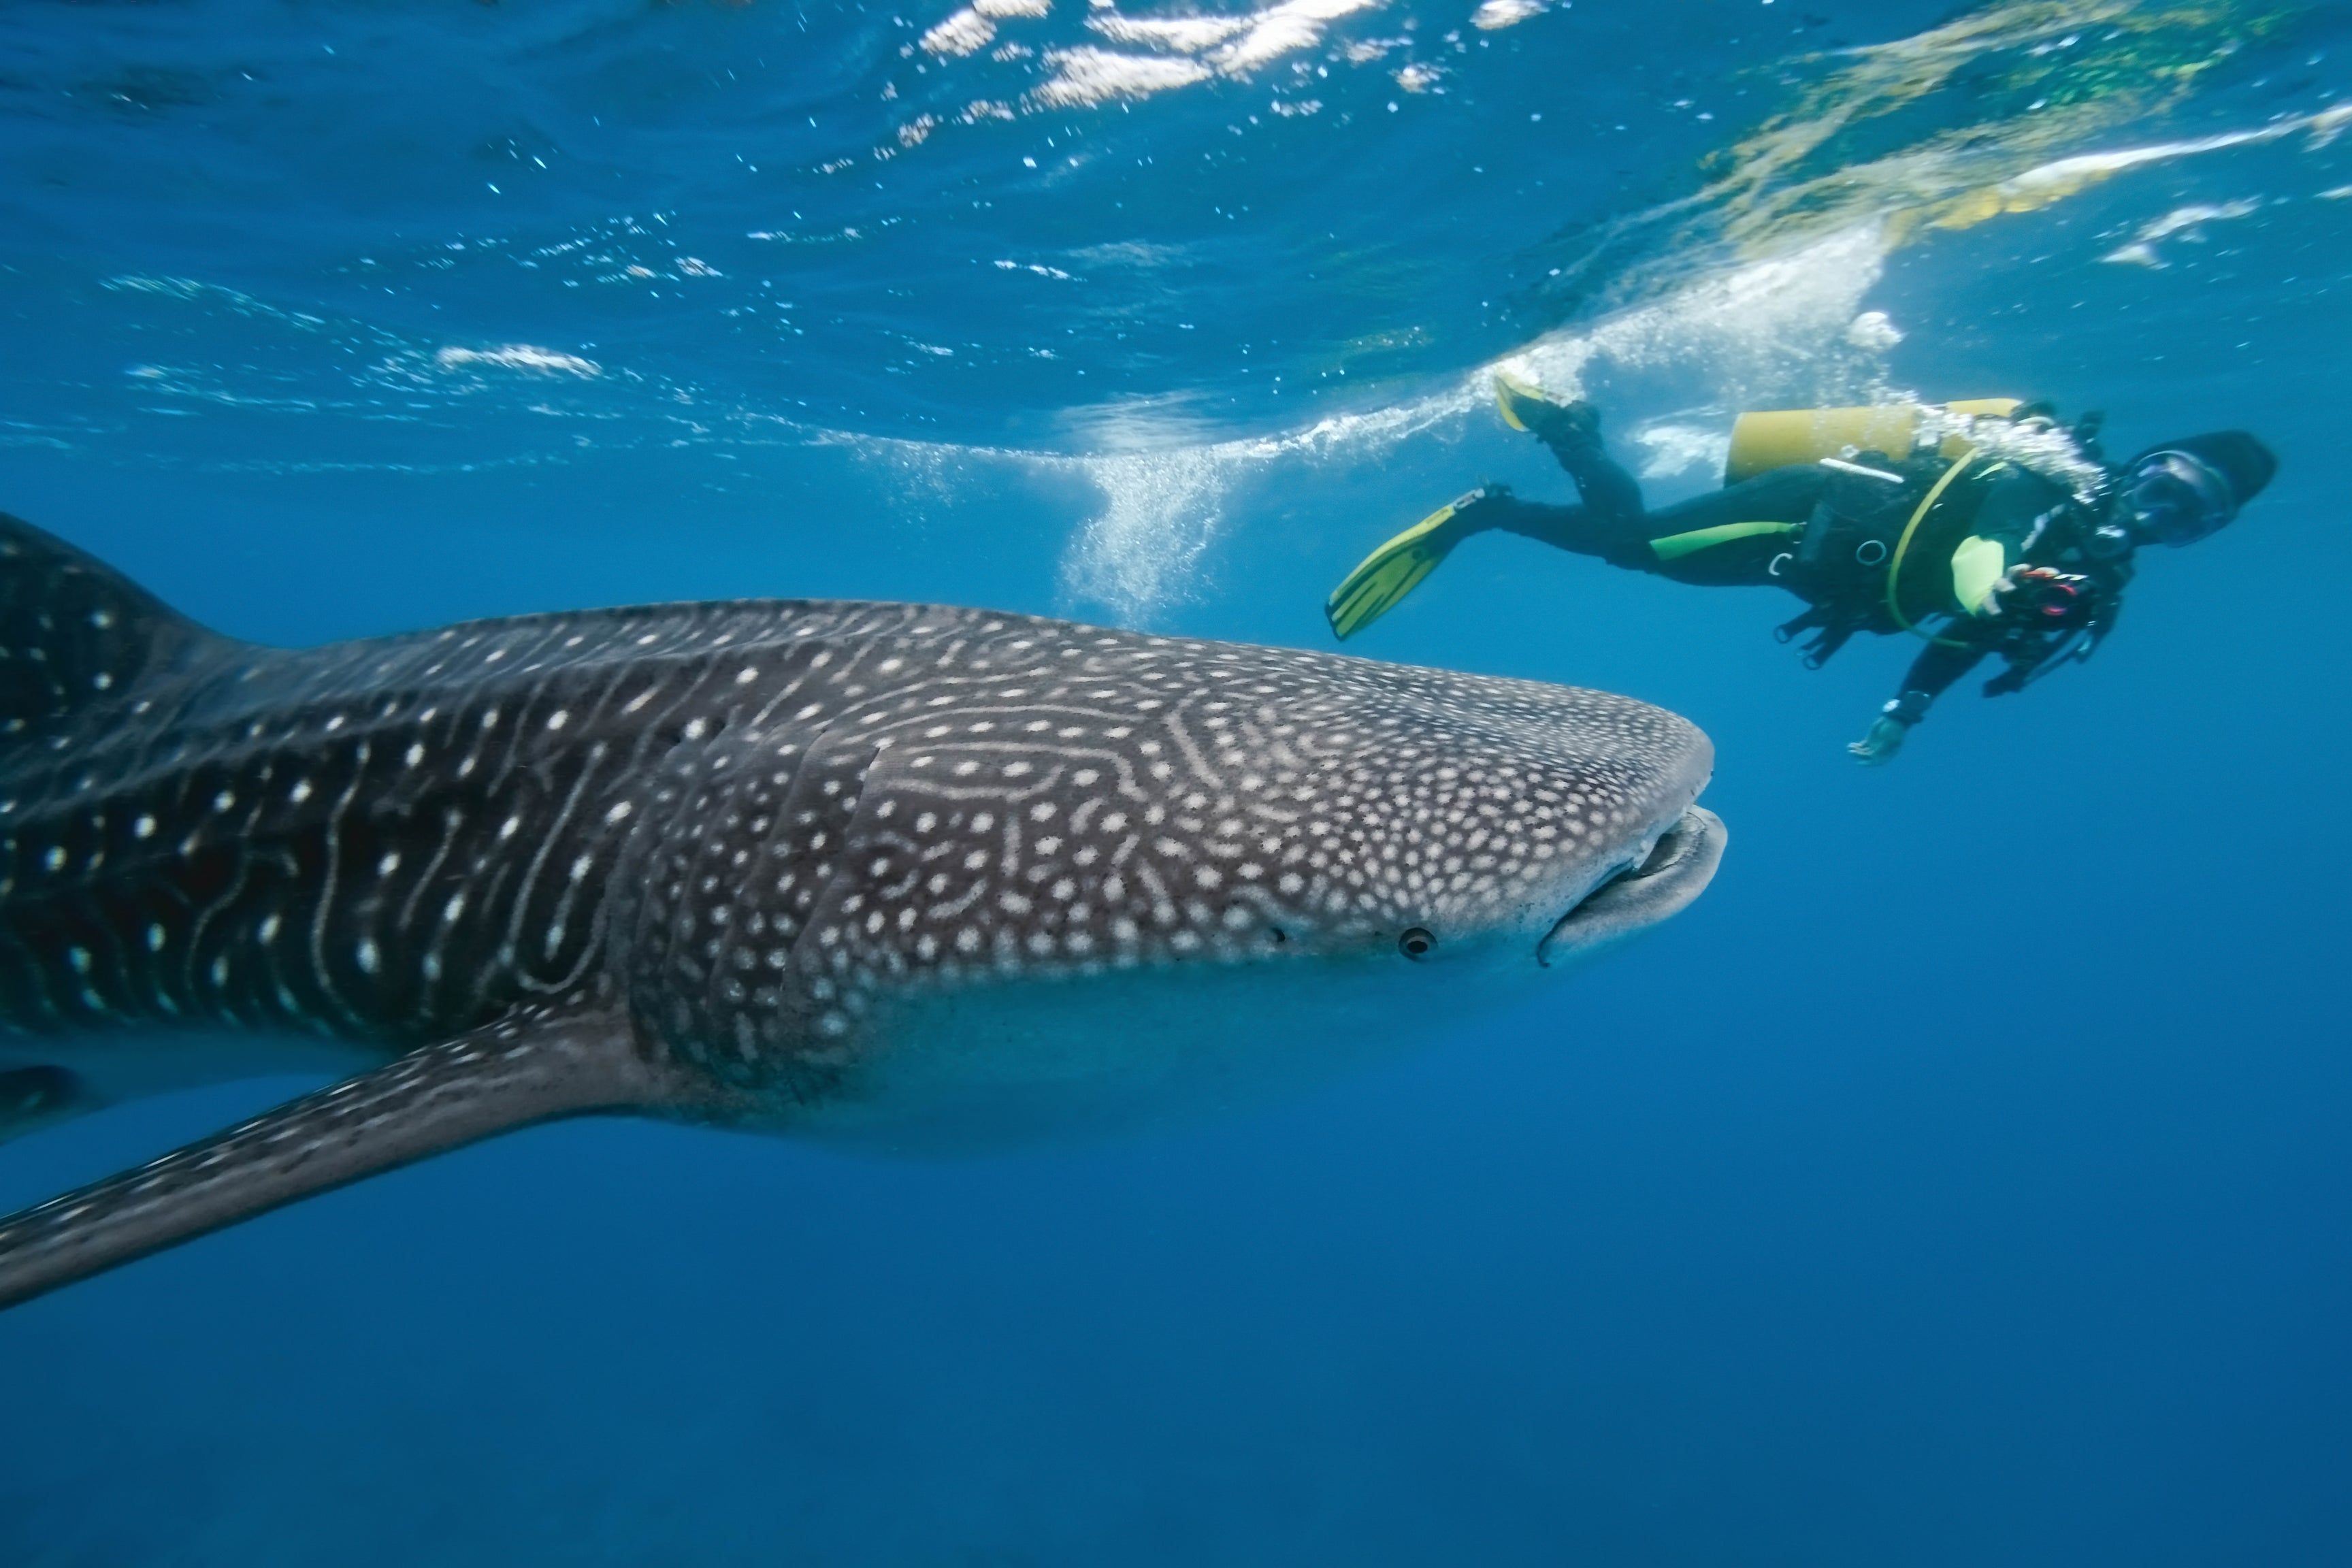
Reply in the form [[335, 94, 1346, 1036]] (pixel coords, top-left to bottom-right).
[[0, 509, 1724, 1308]]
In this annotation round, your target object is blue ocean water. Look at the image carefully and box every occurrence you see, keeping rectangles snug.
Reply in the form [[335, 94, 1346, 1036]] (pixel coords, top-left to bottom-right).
[[3, 0, 2349, 1560]]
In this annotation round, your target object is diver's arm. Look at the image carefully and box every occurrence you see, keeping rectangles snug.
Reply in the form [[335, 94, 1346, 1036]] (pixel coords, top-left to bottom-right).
[[1982, 574, 2122, 696], [1973, 468, 2071, 553], [1849, 638, 1989, 765], [1949, 470, 2075, 612]]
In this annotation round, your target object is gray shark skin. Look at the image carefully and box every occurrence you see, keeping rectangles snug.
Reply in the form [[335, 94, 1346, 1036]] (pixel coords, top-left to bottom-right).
[[0, 512, 1724, 1309]]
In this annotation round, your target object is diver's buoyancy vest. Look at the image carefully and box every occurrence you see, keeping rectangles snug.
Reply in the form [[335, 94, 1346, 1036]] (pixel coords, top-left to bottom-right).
[[1726, 399, 2025, 636]]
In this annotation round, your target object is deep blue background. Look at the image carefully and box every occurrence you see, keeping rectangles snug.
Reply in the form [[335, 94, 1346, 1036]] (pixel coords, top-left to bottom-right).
[[3, 1, 2349, 1561]]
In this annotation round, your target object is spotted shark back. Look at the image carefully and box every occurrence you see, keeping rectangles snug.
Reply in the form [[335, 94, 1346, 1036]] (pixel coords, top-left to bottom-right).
[[0, 512, 227, 746]]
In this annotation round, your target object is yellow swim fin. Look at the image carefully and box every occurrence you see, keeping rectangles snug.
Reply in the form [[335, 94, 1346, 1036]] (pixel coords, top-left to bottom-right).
[[1324, 492, 1478, 640], [1492, 368, 1559, 433]]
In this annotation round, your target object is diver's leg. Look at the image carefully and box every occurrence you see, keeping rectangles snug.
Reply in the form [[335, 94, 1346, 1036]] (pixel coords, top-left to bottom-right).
[[1633, 466, 1831, 586], [1445, 460, 1829, 584], [1537, 410, 1648, 531], [1456, 491, 1654, 570], [1499, 391, 1649, 528]]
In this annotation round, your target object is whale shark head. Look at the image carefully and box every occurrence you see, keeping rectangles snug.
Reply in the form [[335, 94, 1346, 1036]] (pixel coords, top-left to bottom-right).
[[629, 625, 1725, 1147]]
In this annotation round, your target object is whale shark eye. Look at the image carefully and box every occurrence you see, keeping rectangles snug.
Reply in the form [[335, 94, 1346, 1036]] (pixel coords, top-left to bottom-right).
[[1397, 927, 1435, 960]]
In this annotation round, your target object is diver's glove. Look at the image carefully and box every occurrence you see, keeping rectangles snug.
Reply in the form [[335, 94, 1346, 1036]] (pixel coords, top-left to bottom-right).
[[1848, 691, 1930, 766]]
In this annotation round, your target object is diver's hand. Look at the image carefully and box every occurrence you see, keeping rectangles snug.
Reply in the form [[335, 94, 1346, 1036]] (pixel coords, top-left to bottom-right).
[[1847, 714, 1910, 766]]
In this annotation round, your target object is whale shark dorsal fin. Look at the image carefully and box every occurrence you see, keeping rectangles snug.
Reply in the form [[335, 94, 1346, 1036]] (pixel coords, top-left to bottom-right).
[[0, 1005, 707, 1309], [0, 512, 238, 742], [0, 1065, 101, 1145]]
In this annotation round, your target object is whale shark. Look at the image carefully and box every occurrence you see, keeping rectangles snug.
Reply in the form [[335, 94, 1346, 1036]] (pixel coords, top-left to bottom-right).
[[0, 512, 1724, 1309]]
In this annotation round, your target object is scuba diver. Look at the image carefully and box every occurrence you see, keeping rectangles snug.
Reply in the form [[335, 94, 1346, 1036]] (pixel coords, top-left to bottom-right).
[[1324, 376, 2278, 764]]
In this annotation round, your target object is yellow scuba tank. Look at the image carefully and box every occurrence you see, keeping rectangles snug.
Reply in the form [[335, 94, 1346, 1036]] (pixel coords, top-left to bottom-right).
[[1722, 399, 2021, 486]]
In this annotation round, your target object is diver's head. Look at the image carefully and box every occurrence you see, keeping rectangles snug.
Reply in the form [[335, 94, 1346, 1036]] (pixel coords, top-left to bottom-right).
[[2119, 431, 2277, 548]]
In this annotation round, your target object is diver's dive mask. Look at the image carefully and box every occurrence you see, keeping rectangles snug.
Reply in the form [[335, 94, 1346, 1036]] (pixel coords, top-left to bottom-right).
[[2124, 451, 2238, 546]]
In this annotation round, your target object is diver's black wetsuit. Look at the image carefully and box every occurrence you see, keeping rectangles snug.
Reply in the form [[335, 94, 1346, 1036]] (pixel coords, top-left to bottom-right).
[[1475, 415, 2129, 724]]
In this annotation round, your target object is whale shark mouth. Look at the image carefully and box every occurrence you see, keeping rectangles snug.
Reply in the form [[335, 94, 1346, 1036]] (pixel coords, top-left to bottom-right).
[[1535, 806, 1727, 967]]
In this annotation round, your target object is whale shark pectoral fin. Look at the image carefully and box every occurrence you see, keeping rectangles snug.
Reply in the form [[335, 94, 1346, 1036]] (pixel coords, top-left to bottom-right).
[[0, 1004, 703, 1311]]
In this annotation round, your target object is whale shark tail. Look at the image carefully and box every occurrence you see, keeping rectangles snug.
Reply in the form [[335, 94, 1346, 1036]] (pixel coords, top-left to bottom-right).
[[0, 512, 231, 746]]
